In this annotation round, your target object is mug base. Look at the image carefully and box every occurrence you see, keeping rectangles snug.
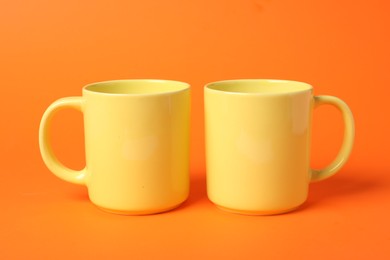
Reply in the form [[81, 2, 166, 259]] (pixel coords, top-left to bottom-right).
[[216, 204, 300, 216], [96, 203, 183, 215]]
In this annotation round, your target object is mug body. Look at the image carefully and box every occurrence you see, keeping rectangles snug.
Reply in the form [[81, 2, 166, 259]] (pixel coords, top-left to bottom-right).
[[83, 80, 190, 214], [205, 79, 313, 215]]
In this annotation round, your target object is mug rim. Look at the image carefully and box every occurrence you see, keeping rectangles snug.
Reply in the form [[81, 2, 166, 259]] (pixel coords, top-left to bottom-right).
[[83, 79, 190, 96], [204, 79, 313, 96]]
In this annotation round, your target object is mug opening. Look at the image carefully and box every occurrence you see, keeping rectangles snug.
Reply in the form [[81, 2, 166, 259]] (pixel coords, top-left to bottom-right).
[[205, 79, 312, 95], [84, 79, 189, 95]]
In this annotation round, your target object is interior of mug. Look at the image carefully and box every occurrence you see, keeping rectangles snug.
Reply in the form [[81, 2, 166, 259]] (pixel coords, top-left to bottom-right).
[[84, 79, 189, 95], [205, 79, 312, 94]]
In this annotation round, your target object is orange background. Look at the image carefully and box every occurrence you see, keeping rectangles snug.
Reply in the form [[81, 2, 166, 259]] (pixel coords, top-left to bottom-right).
[[1, 0, 389, 258]]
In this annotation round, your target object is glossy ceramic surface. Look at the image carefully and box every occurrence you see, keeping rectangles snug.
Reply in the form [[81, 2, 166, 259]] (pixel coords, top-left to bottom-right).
[[39, 79, 190, 215], [204, 79, 355, 215]]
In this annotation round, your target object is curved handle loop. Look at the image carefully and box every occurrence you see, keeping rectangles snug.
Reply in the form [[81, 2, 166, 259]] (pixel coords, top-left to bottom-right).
[[39, 97, 87, 185], [311, 95, 355, 182]]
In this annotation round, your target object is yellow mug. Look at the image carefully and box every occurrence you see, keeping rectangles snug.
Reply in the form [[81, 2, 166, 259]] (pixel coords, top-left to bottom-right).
[[204, 79, 355, 215], [39, 79, 190, 215]]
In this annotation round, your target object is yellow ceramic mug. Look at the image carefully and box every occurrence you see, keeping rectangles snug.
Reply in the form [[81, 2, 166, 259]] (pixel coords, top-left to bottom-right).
[[205, 79, 354, 215], [39, 79, 190, 215]]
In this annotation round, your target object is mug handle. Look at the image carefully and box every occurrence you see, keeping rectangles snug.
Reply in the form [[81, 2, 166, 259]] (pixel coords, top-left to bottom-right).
[[311, 95, 355, 182], [39, 97, 87, 185]]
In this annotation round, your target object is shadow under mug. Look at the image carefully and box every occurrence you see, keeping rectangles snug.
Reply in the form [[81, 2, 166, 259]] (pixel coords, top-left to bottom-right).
[[204, 79, 355, 215], [39, 79, 190, 215]]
